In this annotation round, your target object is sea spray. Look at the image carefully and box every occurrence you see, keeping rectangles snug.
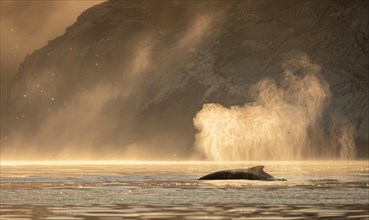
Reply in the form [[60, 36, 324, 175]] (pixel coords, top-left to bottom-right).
[[193, 54, 356, 160]]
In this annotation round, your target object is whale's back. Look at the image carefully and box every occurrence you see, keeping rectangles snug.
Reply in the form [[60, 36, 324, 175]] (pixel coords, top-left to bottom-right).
[[198, 165, 274, 180]]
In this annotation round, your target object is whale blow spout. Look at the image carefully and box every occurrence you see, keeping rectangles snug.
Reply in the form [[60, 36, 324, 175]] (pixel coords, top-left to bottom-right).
[[198, 165, 286, 181]]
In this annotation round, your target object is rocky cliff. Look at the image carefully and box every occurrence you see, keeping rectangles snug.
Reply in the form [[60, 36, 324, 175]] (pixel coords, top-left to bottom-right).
[[3, 0, 368, 159]]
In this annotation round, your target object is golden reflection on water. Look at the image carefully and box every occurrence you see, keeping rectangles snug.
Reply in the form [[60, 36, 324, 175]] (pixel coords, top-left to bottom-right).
[[1, 160, 368, 179], [1, 159, 367, 166], [1, 160, 368, 219]]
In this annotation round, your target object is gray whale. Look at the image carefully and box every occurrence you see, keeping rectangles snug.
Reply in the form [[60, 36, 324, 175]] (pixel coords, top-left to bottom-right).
[[198, 165, 286, 181]]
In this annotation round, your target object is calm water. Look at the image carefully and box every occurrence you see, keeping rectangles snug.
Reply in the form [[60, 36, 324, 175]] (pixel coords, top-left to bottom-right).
[[1, 161, 368, 219]]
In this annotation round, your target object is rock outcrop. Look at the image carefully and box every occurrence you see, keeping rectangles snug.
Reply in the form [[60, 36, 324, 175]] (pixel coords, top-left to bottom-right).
[[3, 0, 368, 159]]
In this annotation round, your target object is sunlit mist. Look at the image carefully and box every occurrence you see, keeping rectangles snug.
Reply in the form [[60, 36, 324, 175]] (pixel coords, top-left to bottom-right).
[[1, 2, 228, 161], [194, 54, 356, 160]]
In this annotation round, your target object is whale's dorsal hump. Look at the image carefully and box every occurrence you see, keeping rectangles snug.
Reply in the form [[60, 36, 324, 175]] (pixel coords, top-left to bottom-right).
[[247, 165, 265, 175], [248, 165, 264, 171], [247, 165, 274, 180]]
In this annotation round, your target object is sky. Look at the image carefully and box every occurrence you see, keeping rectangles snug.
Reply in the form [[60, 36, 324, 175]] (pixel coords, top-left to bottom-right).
[[1, 0, 104, 114]]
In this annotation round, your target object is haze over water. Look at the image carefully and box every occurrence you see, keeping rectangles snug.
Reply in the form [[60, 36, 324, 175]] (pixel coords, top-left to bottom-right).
[[1, 160, 368, 219]]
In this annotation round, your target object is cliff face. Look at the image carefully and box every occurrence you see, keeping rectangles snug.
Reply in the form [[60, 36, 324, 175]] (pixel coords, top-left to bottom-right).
[[3, 0, 368, 159]]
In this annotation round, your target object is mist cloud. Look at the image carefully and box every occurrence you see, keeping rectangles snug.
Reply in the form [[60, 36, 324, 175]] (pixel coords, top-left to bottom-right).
[[1, 1, 228, 160]]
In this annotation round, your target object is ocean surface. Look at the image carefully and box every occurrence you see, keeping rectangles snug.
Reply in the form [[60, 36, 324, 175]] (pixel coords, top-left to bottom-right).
[[0, 161, 368, 219]]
